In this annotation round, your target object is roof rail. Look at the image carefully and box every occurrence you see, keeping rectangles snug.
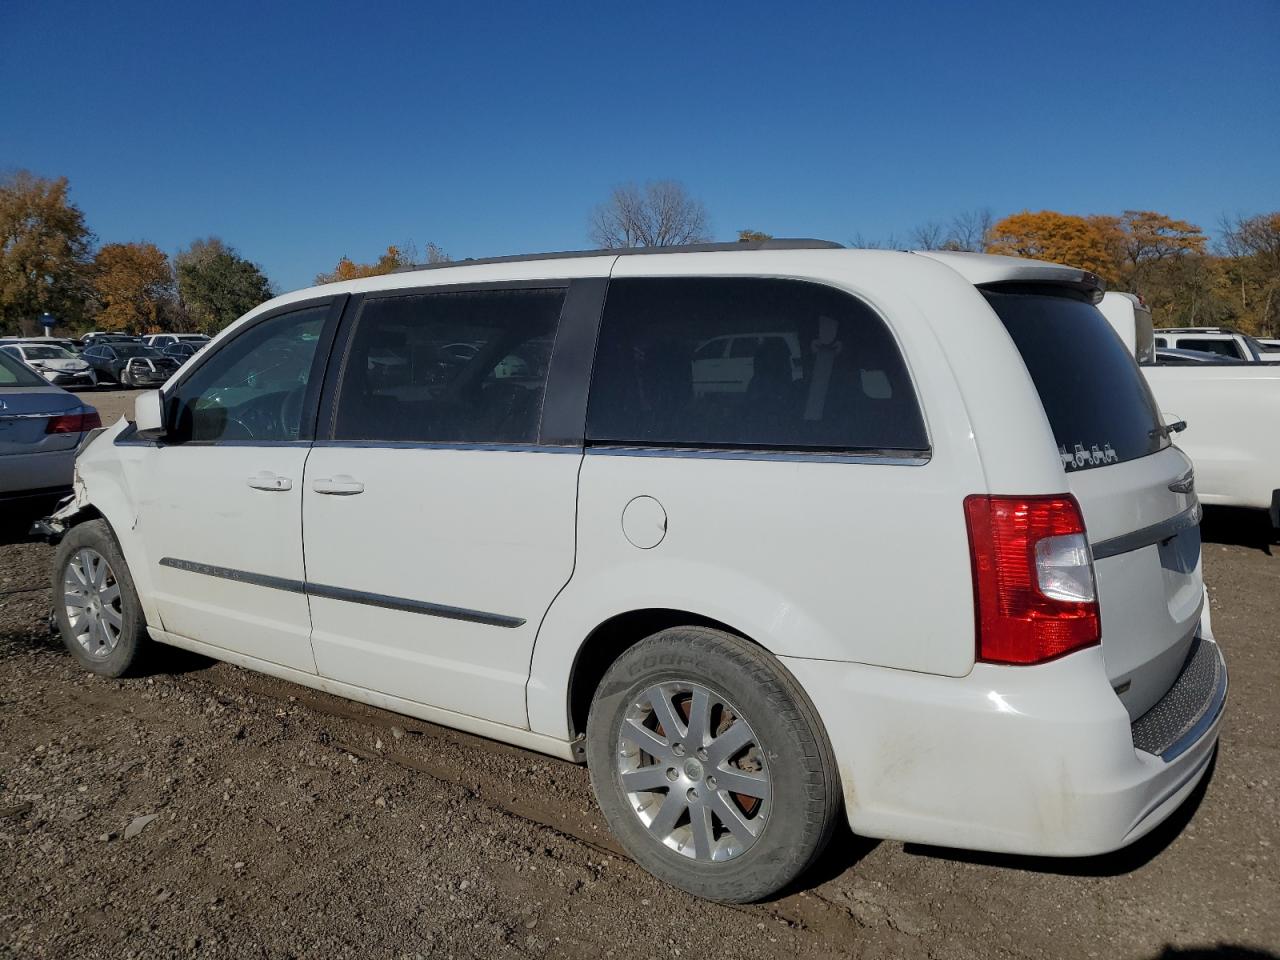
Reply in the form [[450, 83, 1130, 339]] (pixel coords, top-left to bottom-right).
[[391, 238, 844, 274], [1158, 326, 1245, 336]]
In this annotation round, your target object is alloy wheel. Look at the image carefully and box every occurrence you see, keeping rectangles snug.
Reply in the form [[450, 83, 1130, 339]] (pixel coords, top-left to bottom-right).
[[617, 681, 771, 862], [62, 548, 123, 660]]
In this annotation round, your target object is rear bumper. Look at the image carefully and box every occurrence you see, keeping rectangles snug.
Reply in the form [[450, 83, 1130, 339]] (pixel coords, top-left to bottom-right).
[[0, 484, 73, 505], [0, 448, 77, 496], [782, 635, 1226, 858], [42, 371, 96, 387]]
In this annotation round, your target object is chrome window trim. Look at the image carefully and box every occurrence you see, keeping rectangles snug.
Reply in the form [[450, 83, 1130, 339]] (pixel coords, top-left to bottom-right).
[[158, 557, 525, 628], [585, 444, 930, 466], [313, 440, 579, 454]]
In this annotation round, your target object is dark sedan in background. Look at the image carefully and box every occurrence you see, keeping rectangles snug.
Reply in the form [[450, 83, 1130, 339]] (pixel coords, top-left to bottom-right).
[[0, 350, 101, 536], [81, 342, 181, 386]]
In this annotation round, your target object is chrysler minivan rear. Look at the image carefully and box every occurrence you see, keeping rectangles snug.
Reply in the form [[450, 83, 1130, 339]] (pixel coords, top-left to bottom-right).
[[783, 256, 1225, 857]]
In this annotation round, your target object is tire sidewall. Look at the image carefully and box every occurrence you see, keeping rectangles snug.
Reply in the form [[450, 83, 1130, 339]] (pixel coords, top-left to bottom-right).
[[52, 520, 146, 677], [586, 630, 832, 902]]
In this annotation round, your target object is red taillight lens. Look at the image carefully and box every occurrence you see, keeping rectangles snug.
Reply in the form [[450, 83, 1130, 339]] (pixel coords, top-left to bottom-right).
[[964, 494, 1100, 665], [45, 410, 103, 434]]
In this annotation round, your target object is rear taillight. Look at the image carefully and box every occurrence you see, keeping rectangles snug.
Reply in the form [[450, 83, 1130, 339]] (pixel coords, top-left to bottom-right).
[[45, 410, 103, 434], [964, 494, 1100, 665]]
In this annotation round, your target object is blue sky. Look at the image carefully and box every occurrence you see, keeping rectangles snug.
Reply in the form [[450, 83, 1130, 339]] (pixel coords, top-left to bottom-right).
[[3, 0, 1277, 293]]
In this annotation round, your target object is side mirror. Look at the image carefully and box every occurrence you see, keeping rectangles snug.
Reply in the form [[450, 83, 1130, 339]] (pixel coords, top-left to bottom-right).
[[134, 390, 166, 439]]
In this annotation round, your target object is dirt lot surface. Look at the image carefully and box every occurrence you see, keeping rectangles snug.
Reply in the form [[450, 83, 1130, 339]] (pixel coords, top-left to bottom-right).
[[1, 390, 1277, 959]]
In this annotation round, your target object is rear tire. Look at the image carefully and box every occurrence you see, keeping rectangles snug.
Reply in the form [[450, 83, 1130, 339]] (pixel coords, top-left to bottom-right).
[[586, 627, 841, 902], [51, 520, 151, 677]]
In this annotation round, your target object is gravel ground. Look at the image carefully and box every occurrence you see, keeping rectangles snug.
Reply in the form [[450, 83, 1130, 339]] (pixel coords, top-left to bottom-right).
[[1, 390, 1277, 959]]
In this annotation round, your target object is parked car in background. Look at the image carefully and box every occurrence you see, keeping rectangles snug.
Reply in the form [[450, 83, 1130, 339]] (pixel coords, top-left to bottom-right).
[[1097, 296, 1279, 526], [1, 336, 83, 355], [0, 342, 97, 388], [141, 333, 211, 350], [1097, 293, 1155, 362], [42, 243, 1225, 903], [80, 342, 181, 387], [1259, 338, 1280, 352], [1155, 348, 1247, 365], [79, 333, 141, 352], [1152, 327, 1280, 361], [691, 331, 803, 395], [1142, 362, 1280, 527], [161, 341, 205, 363], [0, 349, 101, 534]]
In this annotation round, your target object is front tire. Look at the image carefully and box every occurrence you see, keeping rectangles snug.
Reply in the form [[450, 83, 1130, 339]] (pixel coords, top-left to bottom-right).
[[120, 369, 134, 387], [52, 520, 151, 677], [586, 627, 840, 902]]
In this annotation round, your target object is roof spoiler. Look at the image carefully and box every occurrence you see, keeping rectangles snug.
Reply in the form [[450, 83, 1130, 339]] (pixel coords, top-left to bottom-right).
[[912, 251, 1105, 303]]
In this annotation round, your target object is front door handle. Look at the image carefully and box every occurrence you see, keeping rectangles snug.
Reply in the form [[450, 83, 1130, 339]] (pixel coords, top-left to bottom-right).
[[247, 471, 292, 492], [312, 475, 364, 496]]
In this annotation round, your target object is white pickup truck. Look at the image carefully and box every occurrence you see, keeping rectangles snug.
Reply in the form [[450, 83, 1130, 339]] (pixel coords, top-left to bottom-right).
[[1099, 292, 1280, 526], [1153, 326, 1280, 362]]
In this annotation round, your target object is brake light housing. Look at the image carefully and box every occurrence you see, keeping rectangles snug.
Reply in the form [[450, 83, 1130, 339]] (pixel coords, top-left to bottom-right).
[[964, 494, 1100, 665], [45, 410, 103, 434]]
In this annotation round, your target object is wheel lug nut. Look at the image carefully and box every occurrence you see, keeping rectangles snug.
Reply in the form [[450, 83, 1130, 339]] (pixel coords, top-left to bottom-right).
[[666, 768, 679, 782], [696, 748, 708, 761], [672, 743, 685, 757], [706, 776, 717, 789], [686, 787, 699, 802]]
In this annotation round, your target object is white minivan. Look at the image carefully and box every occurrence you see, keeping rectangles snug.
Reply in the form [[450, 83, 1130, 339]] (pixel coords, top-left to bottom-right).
[[44, 241, 1226, 902]]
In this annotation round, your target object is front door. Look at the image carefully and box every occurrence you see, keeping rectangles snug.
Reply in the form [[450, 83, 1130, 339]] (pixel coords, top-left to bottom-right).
[[302, 284, 582, 728], [134, 300, 338, 673]]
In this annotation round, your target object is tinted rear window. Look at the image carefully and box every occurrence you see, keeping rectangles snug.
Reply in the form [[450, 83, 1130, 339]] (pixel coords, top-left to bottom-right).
[[0, 350, 48, 387], [984, 291, 1167, 471], [1177, 338, 1242, 360], [587, 278, 928, 454]]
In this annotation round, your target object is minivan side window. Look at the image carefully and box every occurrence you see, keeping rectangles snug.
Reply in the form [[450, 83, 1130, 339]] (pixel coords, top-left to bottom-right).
[[166, 304, 330, 443], [329, 287, 565, 445], [586, 278, 928, 454]]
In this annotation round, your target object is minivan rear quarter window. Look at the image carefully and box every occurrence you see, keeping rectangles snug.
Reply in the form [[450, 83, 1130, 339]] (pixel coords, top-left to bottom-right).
[[587, 277, 928, 454], [984, 289, 1168, 470]]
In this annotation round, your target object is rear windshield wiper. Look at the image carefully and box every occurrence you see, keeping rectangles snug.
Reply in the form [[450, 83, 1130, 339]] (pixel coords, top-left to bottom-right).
[[1150, 419, 1187, 439]]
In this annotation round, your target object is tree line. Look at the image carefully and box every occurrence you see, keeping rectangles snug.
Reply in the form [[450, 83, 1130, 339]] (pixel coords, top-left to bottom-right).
[[5, 169, 1277, 338], [909, 207, 1279, 336], [593, 182, 1280, 336], [0, 171, 273, 337]]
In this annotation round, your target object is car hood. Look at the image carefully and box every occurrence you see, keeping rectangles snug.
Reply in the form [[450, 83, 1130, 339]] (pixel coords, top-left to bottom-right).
[[30, 358, 89, 371]]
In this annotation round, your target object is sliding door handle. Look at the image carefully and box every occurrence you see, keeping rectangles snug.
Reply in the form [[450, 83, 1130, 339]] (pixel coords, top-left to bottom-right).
[[312, 475, 364, 496], [246, 471, 292, 492]]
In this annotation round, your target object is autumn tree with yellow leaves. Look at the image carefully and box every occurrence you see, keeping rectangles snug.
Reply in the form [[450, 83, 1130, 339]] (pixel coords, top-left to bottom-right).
[[315, 241, 449, 285], [986, 211, 1124, 284], [92, 242, 176, 333]]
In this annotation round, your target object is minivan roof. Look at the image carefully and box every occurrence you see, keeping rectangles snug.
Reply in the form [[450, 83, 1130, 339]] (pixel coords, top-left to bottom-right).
[[391, 237, 845, 274], [255, 245, 1105, 318]]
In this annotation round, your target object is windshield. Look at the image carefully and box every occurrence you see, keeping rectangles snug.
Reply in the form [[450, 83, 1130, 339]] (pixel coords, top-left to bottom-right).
[[24, 345, 74, 360], [984, 289, 1169, 471], [0, 350, 48, 387], [115, 345, 163, 358]]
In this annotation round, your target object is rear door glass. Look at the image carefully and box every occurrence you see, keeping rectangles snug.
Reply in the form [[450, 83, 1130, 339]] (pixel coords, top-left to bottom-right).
[[983, 290, 1168, 471], [330, 287, 565, 445]]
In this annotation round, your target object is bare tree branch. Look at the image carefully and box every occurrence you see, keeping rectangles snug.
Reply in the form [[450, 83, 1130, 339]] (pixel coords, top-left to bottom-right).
[[589, 180, 711, 248], [911, 221, 947, 250]]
